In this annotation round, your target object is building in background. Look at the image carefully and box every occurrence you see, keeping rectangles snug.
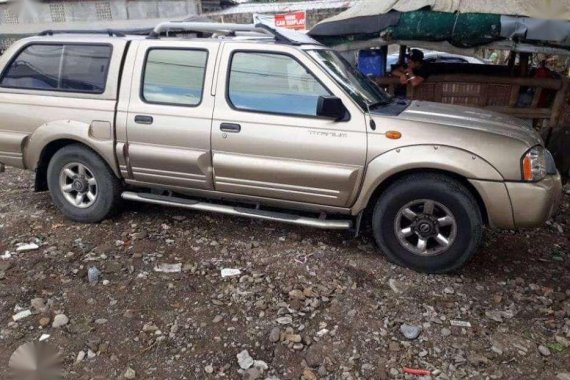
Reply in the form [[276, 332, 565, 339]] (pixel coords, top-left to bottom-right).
[[0, 0, 233, 50], [0, 0, 352, 51], [205, 0, 355, 30]]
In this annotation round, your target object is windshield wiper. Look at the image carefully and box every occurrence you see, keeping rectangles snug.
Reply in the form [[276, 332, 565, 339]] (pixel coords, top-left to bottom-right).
[[368, 99, 392, 109]]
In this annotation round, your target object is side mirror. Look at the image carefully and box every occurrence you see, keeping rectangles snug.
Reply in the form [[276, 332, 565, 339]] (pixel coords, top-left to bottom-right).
[[316, 96, 347, 121]]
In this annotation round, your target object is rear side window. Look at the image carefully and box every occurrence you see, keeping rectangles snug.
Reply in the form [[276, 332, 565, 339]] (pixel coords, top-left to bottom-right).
[[61, 45, 112, 92], [142, 49, 208, 107], [228, 52, 330, 116], [0, 44, 112, 94]]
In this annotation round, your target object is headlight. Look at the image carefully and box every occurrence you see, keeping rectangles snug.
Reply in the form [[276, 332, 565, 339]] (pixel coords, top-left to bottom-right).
[[521, 146, 546, 182], [545, 149, 558, 175]]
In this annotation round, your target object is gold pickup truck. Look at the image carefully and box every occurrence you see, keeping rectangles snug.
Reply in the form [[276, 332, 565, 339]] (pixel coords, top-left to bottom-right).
[[0, 23, 562, 273]]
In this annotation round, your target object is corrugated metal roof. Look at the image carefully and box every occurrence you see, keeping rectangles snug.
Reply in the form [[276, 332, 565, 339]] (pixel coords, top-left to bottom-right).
[[205, 0, 357, 16]]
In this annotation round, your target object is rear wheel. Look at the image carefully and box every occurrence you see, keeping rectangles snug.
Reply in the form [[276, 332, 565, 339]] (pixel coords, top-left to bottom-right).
[[47, 144, 122, 223], [372, 173, 482, 273]]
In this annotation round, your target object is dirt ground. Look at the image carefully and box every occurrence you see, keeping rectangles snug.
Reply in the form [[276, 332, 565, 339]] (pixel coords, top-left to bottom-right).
[[0, 167, 569, 380]]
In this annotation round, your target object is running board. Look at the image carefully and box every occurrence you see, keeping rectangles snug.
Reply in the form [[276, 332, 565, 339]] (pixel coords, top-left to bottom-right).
[[121, 192, 352, 230]]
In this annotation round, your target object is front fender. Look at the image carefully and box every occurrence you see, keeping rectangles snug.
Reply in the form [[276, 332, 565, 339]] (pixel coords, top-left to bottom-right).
[[351, 145, 504, 214], [24, 119, 119, 177]]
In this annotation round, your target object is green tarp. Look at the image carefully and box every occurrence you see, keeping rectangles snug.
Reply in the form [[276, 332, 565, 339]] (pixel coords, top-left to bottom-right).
[[314, 10, 502, 48], [386, 11, 501, 48]]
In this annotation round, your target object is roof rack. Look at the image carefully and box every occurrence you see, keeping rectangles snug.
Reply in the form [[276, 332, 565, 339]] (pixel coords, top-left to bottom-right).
[[148, 21, 322, 46], [38, 29, 126, 37]]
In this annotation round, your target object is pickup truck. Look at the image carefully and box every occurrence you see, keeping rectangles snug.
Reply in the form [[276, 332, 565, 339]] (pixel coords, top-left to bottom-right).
[[0, 22, 562, 273]]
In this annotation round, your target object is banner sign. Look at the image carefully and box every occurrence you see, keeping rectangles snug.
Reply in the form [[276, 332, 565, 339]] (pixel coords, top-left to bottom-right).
[[274, 11, 306, 31]]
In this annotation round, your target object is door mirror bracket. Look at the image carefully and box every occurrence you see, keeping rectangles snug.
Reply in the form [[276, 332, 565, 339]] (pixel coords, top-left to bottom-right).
[[316, 96, 348, 121]]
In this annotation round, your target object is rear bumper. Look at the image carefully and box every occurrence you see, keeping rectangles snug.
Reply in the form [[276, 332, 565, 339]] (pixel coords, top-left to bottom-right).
[[506, 173, 563, 228]]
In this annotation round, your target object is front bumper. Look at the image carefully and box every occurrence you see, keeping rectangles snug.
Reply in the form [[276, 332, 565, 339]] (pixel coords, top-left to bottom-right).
[[506, 173, 563, 228]]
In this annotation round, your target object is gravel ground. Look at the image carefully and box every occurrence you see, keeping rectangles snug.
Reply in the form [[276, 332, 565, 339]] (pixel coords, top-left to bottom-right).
[[0, 167, 569, 380]]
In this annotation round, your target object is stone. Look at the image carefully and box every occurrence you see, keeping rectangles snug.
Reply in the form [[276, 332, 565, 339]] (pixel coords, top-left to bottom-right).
[[124, 367, 136, 379], [485, 310, 504, 323], [52, 314, 69, 328], [204, 365, 214, 374], [555, 336, 570, 348], [400, 324, 422, 340], [243, 368, 261, 380], [12, 310, 32, 321], [75, 351, 86, 363], [305, 344, 324, 367], [443, 287, 455, 294], [491, 342, 504, 355], [237, 350, 254, 370], [388, 342, 400, 352], [30, 298, 47, 312], [285, 334, 302, 343], [303, 368, 318, 380], [303, 288, 317, 298], [289, 289, 305, 300], [212, 315, 223, 324], [468, 353, 489, 366], [441, 328, 452, 337], [538, 345, 551, 356], [142, 322, 158, 333], [388, 279, 404, 294], [88, 337, 101, 352], [269, 327, 281, 343], [557, 373, 570, 380], [253, 360, 268, 372], [39, 317, 51, 327], [276, 316, 292, 325]]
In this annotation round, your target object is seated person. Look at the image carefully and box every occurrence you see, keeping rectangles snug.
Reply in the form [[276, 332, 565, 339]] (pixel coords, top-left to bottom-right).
[[391, 49, 431, 97]]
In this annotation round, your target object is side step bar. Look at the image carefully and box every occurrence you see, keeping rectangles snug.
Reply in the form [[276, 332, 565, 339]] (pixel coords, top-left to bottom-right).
[[121, 192, 353, 230]]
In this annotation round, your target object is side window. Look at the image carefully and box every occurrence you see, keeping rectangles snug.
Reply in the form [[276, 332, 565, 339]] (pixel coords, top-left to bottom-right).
[[142, 49, 208, 107], [0, 44, 112, 93], [228, 52, 330, 116], [61, 45, 112, 93], [1, 45, 62, 90]]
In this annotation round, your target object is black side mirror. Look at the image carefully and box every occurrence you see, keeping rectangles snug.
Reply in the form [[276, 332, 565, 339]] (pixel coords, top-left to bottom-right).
[[316, 96, 347, 121]]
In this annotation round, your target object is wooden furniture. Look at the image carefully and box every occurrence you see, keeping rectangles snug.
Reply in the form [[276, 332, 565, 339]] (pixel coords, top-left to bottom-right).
[[376, 67, 569, 129]]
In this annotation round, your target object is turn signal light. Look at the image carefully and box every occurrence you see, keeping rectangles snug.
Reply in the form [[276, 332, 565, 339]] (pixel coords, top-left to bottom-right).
[[521, 146, 546, 182], [522, 154, 533, 181], [386, 131, 402, 140]]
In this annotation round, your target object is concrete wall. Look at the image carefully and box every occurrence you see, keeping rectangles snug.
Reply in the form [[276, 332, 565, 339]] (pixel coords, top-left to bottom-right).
[[209, 8, 347, 30], [0, 0, 200, 24]]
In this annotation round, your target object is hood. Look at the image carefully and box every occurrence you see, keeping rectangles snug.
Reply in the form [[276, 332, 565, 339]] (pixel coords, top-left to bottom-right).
[[396, 101, 543, 147]]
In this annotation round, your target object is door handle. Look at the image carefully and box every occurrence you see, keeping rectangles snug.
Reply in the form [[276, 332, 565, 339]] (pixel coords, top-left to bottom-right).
[[220, 123, 241, 133], [134, 115, 153, 125]]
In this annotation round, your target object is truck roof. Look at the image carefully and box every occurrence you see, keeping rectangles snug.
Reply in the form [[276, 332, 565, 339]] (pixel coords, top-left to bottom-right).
[[23, 21, 322, 47]]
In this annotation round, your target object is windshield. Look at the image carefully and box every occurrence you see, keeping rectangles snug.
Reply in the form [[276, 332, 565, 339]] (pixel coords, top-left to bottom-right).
[[307, 49, 391, 110]]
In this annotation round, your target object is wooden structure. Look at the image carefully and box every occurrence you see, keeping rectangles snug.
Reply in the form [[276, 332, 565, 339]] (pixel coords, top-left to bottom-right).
[[376, 64, 570, 129]]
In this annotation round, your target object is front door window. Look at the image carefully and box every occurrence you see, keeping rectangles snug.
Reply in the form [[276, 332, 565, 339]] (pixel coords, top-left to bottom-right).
[[227, 51, 330, 117]]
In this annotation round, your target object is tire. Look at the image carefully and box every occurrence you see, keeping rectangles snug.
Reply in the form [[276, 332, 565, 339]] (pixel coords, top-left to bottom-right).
[[47, 144, 122, 223], [372, 173, 482, 274]]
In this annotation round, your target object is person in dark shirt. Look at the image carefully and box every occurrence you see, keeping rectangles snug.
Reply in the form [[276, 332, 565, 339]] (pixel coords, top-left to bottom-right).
[[392, 49, 431, 90]]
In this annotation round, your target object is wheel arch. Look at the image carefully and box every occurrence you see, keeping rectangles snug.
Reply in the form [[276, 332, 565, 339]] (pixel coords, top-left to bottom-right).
[[351, 145, 503, 225], [25, 120, 120, 192], [362, 168, 489, 226]]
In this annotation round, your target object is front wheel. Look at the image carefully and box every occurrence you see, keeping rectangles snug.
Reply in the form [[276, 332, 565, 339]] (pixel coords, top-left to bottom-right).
[[47, 144, 122, 223], [372, 174, 483, 273]]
